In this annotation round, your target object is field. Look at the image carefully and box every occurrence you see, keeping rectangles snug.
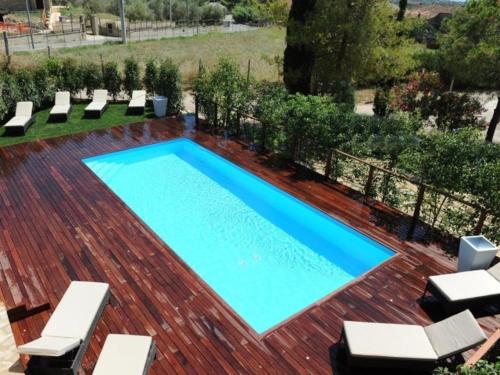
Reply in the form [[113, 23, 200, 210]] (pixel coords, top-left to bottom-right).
[[0, 103, 152, 148], [8, 27, 286, 84]]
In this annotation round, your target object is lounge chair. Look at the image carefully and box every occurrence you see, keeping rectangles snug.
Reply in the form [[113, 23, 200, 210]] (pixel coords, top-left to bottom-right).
[[127, 90, 146, 115], [4, 102, 35, 134], [85, 90, 108, 118], [340, 310, 487, 371], [49, 92, 72, 122], [1, 303, 24, 374], [92, 334, 156, 375], [423, 262, 500, 314], [18, 281, 110, 375]]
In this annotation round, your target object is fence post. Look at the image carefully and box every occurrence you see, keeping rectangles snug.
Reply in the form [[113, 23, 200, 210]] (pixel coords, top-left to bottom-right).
[[324, 149, 334, 179], [473, 209, 488, 235], [407, 185, 426, 240], [364, 165, 376, 199], [47, 45, 51, 58], [247, 59, 251, 83], [195, 96, 199, 128], [2, 32, 9, 56]]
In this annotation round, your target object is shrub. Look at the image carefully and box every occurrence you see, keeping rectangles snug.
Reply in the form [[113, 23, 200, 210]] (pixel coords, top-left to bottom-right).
[[373, 87, 390, 117], [157, 58, 182, 114], [32, 66, 55, 108], [15, 69, 41, 108], [81, 62, 103, 98], [232, 4, 261, 24], [433, 92, 483, 131], [0, 73, 21, 115], [200, 3, 226, 24], [123, 58, 142, 98], [59, 58, 83, 96], [143, 59, 158, 96], [0, 78, 8, 123], [103, 61, 122, 101]]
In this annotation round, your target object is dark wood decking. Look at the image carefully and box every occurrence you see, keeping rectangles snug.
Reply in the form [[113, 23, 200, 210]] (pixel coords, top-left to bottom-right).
[[0, 118, 498, 374]]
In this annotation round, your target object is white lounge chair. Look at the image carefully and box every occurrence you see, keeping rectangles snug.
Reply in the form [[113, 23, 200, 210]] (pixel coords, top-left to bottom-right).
[[423, 262, 500, 313], [93, 334, 156, 375], [4, 102, 35, 134], [0, 303, 23, 374], [128, 90, 146, 115], [49, 91, 72, 122], [340, 310, 486, 371], [85, 90, 109, 118], [18, 281, 110, 375]]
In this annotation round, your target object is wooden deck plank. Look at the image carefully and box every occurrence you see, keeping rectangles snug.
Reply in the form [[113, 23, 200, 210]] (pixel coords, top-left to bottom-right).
[[0, 118, 498, 374]]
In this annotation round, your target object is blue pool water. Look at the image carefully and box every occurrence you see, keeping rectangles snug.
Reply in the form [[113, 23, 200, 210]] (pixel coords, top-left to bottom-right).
[[83, 138, 394, 333]]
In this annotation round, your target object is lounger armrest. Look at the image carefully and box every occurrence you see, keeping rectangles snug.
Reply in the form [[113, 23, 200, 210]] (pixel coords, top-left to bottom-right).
[[18, 336, 81, 357], [424, 310, 487, 359]]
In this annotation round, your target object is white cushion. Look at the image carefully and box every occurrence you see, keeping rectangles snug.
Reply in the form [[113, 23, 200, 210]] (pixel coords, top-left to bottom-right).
[[50, 105, 71, 115], [85, 102, 106, 112], [15, 102, 33, 117], [41, 281, 109, 340], [17, 336, 80, 357], [488, 262, 500, 282], [93, 90, 108, 103], [429, 270, 500, 302], [425, 310, 486, 359], [344, 321, 437, 361], [4, 116, 31, 128], [129, 99, 146, 108], [93, 335, 154, 375], [55, 92, 70, 106]]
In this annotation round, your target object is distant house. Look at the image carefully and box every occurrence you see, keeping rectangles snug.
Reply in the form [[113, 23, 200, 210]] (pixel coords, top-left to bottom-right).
[[407, 4, 455, 29], [0, 0, 51, 22]]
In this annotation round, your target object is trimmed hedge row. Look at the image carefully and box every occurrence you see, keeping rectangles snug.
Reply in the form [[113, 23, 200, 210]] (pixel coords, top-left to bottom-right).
[[0, 57, 182, 123]]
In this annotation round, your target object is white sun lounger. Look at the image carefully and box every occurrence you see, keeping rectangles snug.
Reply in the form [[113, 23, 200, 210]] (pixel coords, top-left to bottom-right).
[[18, 281, 110, 375], [93, 334, 156, 375], [341, 310, 486, 370], [85, 90, 109, 118], [424, 262, 500, 313], [49, 92, 72, 122], [128, 90, 147, 115], [4, 102, 35, 134]]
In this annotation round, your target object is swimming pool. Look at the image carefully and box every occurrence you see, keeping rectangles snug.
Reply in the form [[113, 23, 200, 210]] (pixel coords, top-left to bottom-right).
[[83, 138, 394, 334]]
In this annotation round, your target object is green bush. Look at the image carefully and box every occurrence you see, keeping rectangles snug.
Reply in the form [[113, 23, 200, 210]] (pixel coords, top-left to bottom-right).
[[32, 66, 55, 108], [15, 70, 41, 108], [0, 73, 21, 116], [434, 359, 500, 375], [232, 4, 261, 24], [103, 61, 122, 101], [81, 62, 103, 98], [200, 3, 226, 24], [58, 58, 83, 96], [123, 58, 142, 98], [143, 59, 158, 96], [157, 58, 182, 114]]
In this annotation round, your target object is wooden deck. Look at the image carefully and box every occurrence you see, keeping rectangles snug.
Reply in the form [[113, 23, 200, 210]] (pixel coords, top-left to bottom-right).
[[0, 118, 498, 374]]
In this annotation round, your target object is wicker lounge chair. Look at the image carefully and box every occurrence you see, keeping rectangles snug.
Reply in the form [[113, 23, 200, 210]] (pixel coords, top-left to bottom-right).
[[93, 334, 156, 375], [49, 92, 72, 122], [423, 262, 500, 314], [340, 310, 487, 371], [18, 281, 110, 375], [4, 102, 35, 134], [85, 90, 108, 118], [127, 90, 146, 115]]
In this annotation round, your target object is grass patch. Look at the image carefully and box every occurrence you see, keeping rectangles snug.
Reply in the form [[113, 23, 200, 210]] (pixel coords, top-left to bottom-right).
[[9, 27, 286, 84], [0, 103, 152, 148]]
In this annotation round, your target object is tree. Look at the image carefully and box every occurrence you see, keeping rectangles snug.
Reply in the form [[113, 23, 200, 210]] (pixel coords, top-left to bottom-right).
[[438, 0, 500, 142], [397, 0, 407, 21], [103, 61, 122, 101], [283, 0, 316, 94], [123, 58, 141, 98]]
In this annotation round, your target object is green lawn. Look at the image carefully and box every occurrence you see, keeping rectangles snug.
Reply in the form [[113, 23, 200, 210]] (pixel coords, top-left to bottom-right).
[[0, 103, 152, 148]]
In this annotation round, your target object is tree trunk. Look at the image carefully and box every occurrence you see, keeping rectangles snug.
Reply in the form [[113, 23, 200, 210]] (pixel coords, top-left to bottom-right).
[[397, 0, 408, 21], [283, 0, 316, 94], [485, 95, 499, 142]]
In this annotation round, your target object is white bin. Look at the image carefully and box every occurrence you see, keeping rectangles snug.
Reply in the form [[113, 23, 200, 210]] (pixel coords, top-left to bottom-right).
[[153, 96, 168, 118], [457, 235, 498, 272]]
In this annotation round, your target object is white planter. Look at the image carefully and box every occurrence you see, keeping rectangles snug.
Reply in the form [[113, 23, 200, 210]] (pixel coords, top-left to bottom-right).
[[153, 96, 168, 118], [457, 235, 498, 272]]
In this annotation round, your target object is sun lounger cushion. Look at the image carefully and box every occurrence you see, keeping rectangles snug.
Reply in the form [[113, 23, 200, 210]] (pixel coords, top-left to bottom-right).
[[487, 262, 500, 282], [424, 310, 486, 359], [129, 91, 146, 108], [50, 105, 71, 115], [42, 281, 109, 340], [17, 336, 81, 357], [4, 102, 33, 128], [85, 102, 106, 112], [18, 281, 110, 357], [428, 270, 500, 302], [4, 116, 31, 127], [92, 335, 155, 375], [343, 321, 437, 361], [93, 90, 108, 103]]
